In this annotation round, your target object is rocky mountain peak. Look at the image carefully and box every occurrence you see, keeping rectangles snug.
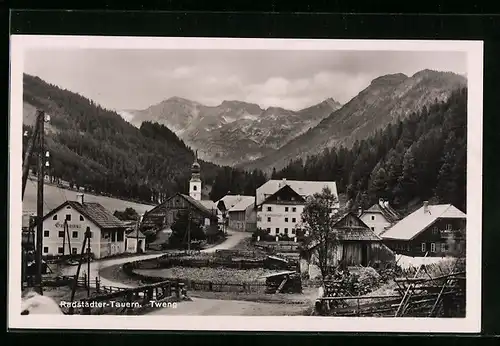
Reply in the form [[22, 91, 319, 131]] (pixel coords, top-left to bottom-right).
[[370, 73, 408, 87]]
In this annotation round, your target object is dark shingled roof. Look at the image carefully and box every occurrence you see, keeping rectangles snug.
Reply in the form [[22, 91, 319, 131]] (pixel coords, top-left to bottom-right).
[[43, 200, 126, 230], [303, 212, 382, 250], [180, 194, 218, 219]]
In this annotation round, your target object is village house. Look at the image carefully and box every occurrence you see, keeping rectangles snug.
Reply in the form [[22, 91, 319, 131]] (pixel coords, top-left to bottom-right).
[[38, 195, 127, 259], [300, 212, 395, 279], [255, 178, 339, 237], [359, 198, 402, 236], [125, 228, 147, 253], [227, 196, 256, 232], [381, 202, 466, 257], [141, 153, 219, 242], [141, 193, 219, 239]]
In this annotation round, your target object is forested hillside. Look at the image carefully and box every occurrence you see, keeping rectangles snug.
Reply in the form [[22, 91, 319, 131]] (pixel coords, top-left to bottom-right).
[[22, 74, 221, 202], [273, 87, 467, 213]]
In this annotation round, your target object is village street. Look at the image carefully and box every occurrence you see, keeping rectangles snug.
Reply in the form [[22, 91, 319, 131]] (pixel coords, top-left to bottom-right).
[[61, 229, 251, 289], [61, 230, 315, 316]]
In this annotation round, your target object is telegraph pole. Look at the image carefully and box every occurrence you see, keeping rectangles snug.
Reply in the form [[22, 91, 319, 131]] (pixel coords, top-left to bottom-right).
[[35, 110, 46, 295], [187, 204, 191, 251]]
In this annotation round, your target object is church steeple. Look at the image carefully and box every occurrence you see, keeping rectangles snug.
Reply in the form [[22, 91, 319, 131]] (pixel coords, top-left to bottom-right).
[[189, 150, 202, 200]]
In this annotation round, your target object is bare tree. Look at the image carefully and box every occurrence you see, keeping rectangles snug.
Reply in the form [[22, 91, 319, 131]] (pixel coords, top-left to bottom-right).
[[301, 187, 341, 279]]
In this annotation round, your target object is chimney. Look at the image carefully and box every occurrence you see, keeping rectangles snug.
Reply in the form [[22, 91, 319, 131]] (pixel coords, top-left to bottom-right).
[[358, 207, 363, 217], [279, 178, 287, 188], [379, 198, 384, 207], [77, 193, 84, 205], [423, 201, 429, 214]]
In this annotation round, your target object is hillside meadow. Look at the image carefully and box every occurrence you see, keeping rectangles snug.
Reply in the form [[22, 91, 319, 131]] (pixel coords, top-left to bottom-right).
[[22, 178, 155, 217]]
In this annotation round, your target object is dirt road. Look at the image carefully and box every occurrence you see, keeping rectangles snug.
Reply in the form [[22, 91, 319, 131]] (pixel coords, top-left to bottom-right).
[[61, 229, 251, 288]]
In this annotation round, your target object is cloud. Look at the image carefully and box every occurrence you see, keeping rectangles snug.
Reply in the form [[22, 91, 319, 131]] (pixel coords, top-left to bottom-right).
[[172, 66, 194, 79], [24, 48, 467, 110]]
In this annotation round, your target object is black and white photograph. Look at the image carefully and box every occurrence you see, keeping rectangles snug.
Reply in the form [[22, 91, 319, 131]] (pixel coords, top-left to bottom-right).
[[9, 36, 483, 332]]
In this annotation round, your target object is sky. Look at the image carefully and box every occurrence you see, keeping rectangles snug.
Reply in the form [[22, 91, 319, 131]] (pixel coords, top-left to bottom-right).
[[24, 49, 467, 111]]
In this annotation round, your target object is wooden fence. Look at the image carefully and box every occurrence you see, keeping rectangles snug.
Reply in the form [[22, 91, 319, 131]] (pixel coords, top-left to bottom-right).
[[65, 278, 185, 315]]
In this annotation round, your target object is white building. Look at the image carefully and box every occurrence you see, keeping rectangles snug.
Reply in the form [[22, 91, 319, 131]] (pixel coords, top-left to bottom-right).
[[39, 195, 127, 259], [227, 196, 256, 232], [256, 178, 339, 237], [125, 229, 147, 253], [189, 151, 202, 201], [359, 198, 402, 236]]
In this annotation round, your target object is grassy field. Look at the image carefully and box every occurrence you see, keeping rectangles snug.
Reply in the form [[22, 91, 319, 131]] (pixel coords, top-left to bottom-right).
[[22, 178, 155, 216]]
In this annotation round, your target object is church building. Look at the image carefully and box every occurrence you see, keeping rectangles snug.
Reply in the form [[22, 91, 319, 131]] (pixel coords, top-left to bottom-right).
[[140, 152, 219, 239]]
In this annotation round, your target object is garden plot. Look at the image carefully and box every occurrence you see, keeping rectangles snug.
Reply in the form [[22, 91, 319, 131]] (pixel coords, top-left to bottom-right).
[[134, 267, 282, 284]]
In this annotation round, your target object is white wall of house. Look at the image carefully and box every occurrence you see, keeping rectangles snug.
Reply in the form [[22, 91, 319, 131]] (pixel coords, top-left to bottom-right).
[[257, 203, 304, 236], [40, 205, 102, 258], [360, 212, 392, 235], [125, 237, 146, 253]]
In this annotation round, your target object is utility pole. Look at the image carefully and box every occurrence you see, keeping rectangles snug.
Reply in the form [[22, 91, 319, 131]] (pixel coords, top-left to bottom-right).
[[86, 227, 91, 297], [35, 110, 46, 295], [21, 112, 41, 200], [187, 204, 191, 251], [136, 214, 143, 253]]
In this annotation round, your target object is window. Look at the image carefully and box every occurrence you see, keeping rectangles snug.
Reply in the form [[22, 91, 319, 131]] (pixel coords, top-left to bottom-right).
[[80, 215, 84, 221], [446, 224, 452, 231], [285, 207, 289, 212], [421, 243, 426, 252], [442, 243, 449, 251], [43, 247, 48, 253], [117, 231, 124, 242], [275, 228, 280, 234], [193, 185, 197, 191], [371, 215, 375, 221], [72, 231, 78, 238], [43, 230, 49, 237], [52, 215, 58, 220], [431, 243, 436, 253], [72, 248, 77, 255], [58, 231, 65, 238], [292, 207, 296, 212], [266, 228, 271, 233], [66, 206, 71, 209], [292, 218, 296, 223], [407, 244, 410, 251], [432, 227, 438, 235], [291, 229, 296, 235], [267, 217, 271, 222], [371, 227, 375, 232], [267, 206, 272, 212], [285, 217, 289, 222], [284, 228, 289, 234], [112, 232, 116, 242], [65, 214, 71, 221], [58, 247, 64, 254]]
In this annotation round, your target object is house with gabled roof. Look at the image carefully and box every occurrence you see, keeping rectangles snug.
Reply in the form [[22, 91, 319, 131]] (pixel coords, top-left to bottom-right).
[[227, 196, 256, 232], [300, 212, 395, 278], [39, 194, 127, 259], [255, 178, 339, 238], [381, 202, 466, 257], [141, 192, 219, 241], [359, 198, 403, 236]]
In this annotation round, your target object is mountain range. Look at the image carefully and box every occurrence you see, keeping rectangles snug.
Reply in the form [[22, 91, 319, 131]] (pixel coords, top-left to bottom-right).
[[119, 97, 342, 166], [239, 69, 467, 173]]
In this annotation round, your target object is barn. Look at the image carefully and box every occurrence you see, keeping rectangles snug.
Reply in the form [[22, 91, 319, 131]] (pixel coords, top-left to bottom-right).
[[301, 212, 395, 278], [141, 193, 219, 242]]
